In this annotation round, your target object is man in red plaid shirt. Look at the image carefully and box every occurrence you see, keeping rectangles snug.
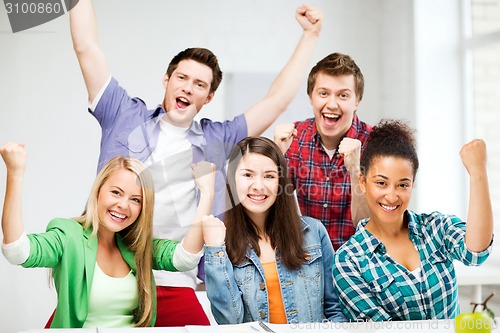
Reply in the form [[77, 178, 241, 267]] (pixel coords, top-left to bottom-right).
[[274, 53, 372, 250]]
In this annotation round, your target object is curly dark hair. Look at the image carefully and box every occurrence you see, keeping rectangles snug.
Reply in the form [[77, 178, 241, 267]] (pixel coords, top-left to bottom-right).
[[360, 119, 419, 178]]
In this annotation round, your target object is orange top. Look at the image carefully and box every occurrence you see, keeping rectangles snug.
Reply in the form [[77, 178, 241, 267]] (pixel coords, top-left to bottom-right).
[[261, 262, 287, 324]]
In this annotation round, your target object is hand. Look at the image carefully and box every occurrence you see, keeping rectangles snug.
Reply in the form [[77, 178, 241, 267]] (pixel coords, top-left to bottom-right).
[[338, 138, 361, 175], [460, 139, 487, 176], [296, 5, 323, 35], [274, 123, 297, 154], [0, 142, 27, 176], [201, 214, 226, 246], [191, 161, 216, 195]]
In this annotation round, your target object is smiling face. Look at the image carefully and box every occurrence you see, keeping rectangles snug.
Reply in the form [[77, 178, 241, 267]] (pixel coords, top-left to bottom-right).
[[97, 168, 143, 236], [162, 59, 214, 128], [234, 152, 280, 224], [310, 73, 360, 150], [360, 156, 414, 226]]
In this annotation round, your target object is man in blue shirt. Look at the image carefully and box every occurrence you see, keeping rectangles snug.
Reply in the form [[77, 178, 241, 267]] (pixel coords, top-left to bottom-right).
[[69, 0, 324, 326]]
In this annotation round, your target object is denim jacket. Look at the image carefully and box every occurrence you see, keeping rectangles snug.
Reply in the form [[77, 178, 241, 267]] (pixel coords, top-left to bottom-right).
[[204, 216, 346, 324]]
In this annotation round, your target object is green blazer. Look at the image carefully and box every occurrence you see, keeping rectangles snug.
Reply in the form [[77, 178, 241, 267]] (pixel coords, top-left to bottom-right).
[[23, 218, 178, 328]]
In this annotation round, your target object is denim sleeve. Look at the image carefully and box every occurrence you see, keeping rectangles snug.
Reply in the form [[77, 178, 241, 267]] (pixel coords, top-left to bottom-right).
[[204, 245, 245, 324], [333, 249, 392, 322], [318, 222, 347, 322]]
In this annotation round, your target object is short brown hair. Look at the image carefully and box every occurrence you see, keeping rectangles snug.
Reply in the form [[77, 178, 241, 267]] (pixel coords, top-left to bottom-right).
[[166, 48, 223, 94], [307, 52, 364, 101]]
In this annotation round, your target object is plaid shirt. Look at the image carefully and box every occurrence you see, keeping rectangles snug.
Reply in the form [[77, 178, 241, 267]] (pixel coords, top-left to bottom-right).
[[333, 210, 492, 321], [285, 115, 371, 250]]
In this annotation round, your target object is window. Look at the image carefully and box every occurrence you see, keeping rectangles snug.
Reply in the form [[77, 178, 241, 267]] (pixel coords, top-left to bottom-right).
[[466, 0, 500, 241]]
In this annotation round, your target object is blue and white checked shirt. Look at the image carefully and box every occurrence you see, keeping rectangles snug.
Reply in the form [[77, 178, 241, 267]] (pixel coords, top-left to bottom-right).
[[333, 210, 492, 321]]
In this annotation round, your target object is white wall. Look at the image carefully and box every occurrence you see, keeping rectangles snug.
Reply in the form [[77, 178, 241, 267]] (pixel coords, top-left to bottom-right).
[[414, 0, 467, 218], [0, 0, 468, 331]]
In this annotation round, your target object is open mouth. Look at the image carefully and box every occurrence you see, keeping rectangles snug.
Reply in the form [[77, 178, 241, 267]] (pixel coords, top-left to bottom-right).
[[322, 113, 340, 126], [176, 97, 191, 110]]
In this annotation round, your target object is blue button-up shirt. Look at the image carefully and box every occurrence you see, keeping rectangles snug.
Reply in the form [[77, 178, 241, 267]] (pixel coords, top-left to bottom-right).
[[333, 210, 492, 321], [91, 77, 248, 218]]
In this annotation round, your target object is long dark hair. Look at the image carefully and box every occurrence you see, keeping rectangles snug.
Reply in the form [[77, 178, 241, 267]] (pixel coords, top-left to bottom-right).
[[225, 137, 307, 269]]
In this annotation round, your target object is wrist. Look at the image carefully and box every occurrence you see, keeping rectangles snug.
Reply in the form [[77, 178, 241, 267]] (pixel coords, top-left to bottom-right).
[[199, 191, 214, 200], [347, 166, 361, 175], [6, 172, 24, 181], [303, 28, 321, 38]]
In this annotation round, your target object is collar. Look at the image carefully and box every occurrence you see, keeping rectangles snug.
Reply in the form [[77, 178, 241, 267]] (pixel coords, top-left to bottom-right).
[[357, 219, 385, 255], [406, 210, 422, 237], [358, 210, 421, 255], [152, 105, 205, 149], [300, 217, 311, 231], [242, 217, 311, 261], [151, 105, 166, 119]]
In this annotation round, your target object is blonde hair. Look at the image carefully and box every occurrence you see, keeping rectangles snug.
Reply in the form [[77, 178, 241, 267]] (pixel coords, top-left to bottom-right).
[[74, 156, 155, 327]]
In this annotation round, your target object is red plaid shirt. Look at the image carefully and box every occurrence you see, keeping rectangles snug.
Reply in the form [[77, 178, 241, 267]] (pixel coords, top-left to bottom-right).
[[285, 115, 372, 250]]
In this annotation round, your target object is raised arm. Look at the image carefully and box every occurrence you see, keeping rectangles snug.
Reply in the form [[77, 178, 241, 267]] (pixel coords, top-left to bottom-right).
[[244, 5, 323, 136], [70, 0, 110, 103], [1, 143, 26, 244], [339, 138, 369, 226], [181, 161, 216, 254], [460, 139, 493, 252]]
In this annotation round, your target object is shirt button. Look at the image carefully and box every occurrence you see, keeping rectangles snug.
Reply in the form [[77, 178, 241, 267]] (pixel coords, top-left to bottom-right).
[[259, 282, 265, 291], [259, 311, 266, 319], [213, 251, 224, 257], [323, 203, 328, 208]]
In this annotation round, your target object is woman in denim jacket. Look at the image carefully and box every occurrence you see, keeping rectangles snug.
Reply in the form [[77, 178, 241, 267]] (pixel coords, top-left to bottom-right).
[[202, 137, 346, 324]]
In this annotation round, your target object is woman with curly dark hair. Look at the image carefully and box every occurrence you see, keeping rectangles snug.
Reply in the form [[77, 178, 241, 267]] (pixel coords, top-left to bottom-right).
[[333, 119, 494, 321]]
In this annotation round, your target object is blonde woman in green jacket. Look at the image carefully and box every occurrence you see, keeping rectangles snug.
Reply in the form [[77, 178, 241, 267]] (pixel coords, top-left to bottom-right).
[[0, 142, 215, 328]]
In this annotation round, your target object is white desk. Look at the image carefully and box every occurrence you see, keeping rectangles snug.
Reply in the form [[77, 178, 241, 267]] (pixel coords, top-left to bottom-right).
[[19, 328, 185, 333], [17, 319, 500, 333]]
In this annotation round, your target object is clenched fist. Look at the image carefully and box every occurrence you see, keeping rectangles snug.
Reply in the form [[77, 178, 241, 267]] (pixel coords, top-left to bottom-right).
[[274, 123, 297, 154], [0, 142, 27, 176], [338, 138, 361, 175], [460, 139, 487, 176], [202, 214, 226, 246], [296, 5, 323, 36]]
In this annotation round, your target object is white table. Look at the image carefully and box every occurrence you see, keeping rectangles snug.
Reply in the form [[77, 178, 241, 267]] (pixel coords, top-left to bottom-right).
[[17, 319, 500, 333]]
